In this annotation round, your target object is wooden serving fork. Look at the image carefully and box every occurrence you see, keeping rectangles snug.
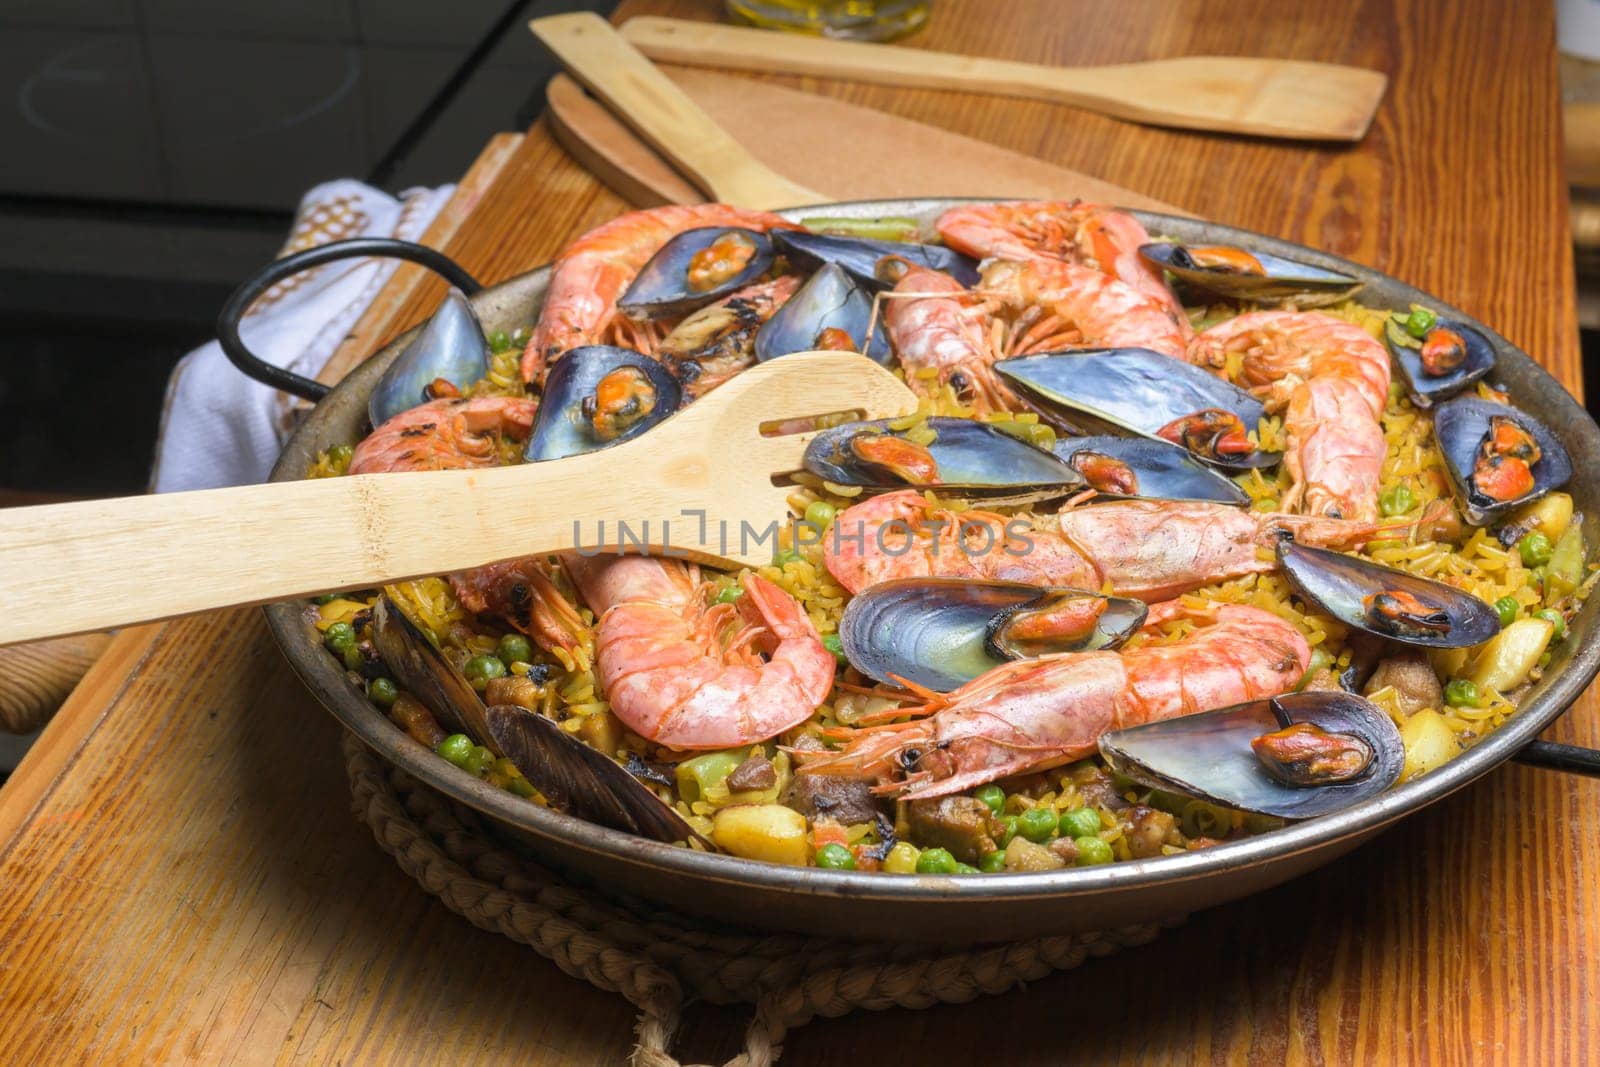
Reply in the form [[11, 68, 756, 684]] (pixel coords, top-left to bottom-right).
[[0, 352, 917, 646]]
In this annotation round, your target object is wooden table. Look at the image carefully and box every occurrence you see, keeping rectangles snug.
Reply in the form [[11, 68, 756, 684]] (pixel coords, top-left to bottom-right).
[[2, 1, 1594, 1062]]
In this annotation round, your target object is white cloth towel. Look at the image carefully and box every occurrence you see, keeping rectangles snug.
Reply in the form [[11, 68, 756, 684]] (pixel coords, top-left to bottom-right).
[[151, 179, 455, 493]]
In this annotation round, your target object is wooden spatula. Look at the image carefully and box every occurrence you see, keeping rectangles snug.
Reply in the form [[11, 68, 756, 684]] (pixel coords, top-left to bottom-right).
[[620, 15, 1388, 143], [529, 12, 823, 209], [0, 353, 917, 646]]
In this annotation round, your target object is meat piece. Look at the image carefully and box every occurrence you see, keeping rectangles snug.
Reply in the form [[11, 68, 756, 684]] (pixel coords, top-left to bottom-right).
[[1002, 837, 1066, 871], [1048, 837, 1080, 865], [1122, 804, 1180, 859], [1301, 668, 1344, 693], [484, 675, 544, 711], [906, 796, 997, 864], [726, 754, 777, 793], [784, 774, 883, 825], [1071, 765, 1131, 811], [1363, 651, 1445, 715]]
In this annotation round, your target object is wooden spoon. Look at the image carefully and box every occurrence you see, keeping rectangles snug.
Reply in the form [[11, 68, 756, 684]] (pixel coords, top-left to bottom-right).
[[0, 353, 916, 646], [529, 12, 824, 209], [619, 15, 1388, 143]]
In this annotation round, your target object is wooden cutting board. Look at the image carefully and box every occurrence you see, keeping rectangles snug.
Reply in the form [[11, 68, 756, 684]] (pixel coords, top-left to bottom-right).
[[546, 67, 1187, 214]]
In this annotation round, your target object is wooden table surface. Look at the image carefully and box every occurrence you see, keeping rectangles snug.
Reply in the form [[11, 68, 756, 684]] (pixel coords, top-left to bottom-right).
[[2, 1, 1594, 1063]]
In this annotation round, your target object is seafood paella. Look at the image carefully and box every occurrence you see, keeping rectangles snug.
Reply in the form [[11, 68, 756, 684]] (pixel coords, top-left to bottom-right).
[[305, 200, 1593, 875]]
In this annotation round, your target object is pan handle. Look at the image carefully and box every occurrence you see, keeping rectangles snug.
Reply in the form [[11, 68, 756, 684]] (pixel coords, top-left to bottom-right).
[[216, 238, 483, 403], [1512, 739, 1600, 778]]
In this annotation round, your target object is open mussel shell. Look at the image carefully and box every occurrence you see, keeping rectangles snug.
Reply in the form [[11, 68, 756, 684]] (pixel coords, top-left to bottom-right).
[[1434, 396, 1573, 525], [772, 229, 979, 291], [524, 345, 682, 462], [369, 288, 490, 428], [484, 704, 709, 847], [754, 263, 891, 365], [371, 598, 705, 847], [1277, 541, 1500, 648], [840, 578, 1148, 691], [617, 227, 775, 320], [1138, 242, 1362, 308], [1052, 436, 1249, 505], [802, 416, 1083, 502], [995, 349, 1281, 471], [1098, 691, 1403, 820], [1388, 317, 1495, 407]]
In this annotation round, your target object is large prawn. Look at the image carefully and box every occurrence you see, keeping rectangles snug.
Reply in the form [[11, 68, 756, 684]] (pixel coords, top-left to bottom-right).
[[799, 600, 1308, 799], [347, 396, 535, 475], [823, 490, 1406, 599], [564, 554, 835, 749], [979, 258, 1191, 359], [936, 199, 1187, 334], [522, 204, 800, 387], [884, 265, 1018, 414], [1190, 310, 1391, 521]]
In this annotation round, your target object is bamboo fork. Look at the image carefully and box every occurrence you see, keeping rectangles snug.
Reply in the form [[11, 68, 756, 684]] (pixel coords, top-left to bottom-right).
[[0, 353, 917, 646], [619, 15, 1388, 143]]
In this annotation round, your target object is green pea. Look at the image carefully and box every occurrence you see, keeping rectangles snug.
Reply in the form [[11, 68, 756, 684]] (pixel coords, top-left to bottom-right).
[[510, 326, 530, 347], [436, 734, 474, 768], [1057, 807, 1102, 839], [914, 847, 959, 874], [1074, 836, 1114, 866], [815, 843, 856, 870], [1494, 596, 1519, 626], [488, 330, 511, 352], [1017, 807, 1057, 843], [975, 783, 1006, 815], [323, 621, 356, 655], [1405, 306, 1437, 339], [773, 548, 803, 567], [313, 592, 340, 605], [1536, 608, 1566, 640], [1518, 531, 1553, 567], [994, 814, 1021, 846], [955, 862, 980, 874], [496, 633, 533, 666], [715, 584, 744, 605], [367, 676, 399, 708], [804, 500, 837, 529], [1445, 678, 1480, 708], [341, 644, 366, 672], [463, 745, 494, 776], [328, 443, 354, 468], [821, 633, 848, 666], [464, 654, 507, 689], [1379, 484, 1415, 517], [978, 850, 1007, 872]]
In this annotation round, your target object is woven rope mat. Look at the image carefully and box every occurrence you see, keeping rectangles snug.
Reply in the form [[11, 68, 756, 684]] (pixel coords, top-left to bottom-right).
[[344, 734, 1179, 1066]]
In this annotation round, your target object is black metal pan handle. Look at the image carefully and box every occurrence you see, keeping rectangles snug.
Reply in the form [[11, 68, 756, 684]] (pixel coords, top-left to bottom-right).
[[216, 238, 483, 403], [1513, 739, 1600, 777]]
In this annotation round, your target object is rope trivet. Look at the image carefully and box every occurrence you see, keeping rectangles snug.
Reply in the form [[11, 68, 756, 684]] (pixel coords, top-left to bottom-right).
[[344, 733, 1181, 1066]]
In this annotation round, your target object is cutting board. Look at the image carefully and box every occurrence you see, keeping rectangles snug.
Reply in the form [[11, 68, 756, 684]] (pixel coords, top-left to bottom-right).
[[546, 68, 1186, 214]]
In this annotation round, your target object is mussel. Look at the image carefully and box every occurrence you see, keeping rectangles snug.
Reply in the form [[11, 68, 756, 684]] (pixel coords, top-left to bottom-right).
[[371, 596, 705, 845], [1138, 242, 1362, 308], [1098, 690, 1403, 819], [1052, 436, 1250, 505], [772, 229, 980, 291], [617, 227, 775, 320], [1433, 396, 1572, 525], [754, 263, 892, 365], [1387, 316, 1495, 407], [368, 288, 490, 427], [1277, 541, 1501, 647], [839, 578, 1148, 691], [524, 346, 682, 462], [802, 416, 1083, 501], [994, 349, 1280, 470]]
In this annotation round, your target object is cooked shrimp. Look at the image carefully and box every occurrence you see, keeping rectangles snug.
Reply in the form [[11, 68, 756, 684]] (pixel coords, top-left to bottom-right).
[[665, 273, 801, 400], [564, 554, 835, 749], [798, 600, 1309, 799], [1190, 311, 1391, 521], [347, 396, 535, 475], [937, 199, 1186, 330], [980, 258, 1191, 359], [823, 489, 1404, 599], [450, 557, 588, 656], [885, 265, 1019, 413], [522, 204, 800, 387]]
